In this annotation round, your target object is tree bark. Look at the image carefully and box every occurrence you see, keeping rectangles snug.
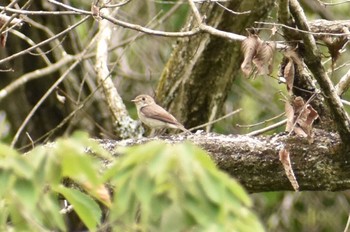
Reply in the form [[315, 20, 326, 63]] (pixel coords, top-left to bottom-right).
[[156, 0, 275, 131], [98, 129, 350, 193]]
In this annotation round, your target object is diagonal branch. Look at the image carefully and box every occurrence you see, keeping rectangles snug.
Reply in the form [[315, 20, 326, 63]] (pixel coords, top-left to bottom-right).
[[289, 0, 350, 146], [336, 68, 350, 96], [94, 3, 142, 139]]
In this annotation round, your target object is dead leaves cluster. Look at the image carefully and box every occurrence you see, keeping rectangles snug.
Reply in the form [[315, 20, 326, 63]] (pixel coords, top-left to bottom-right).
[[240, 34, 275, 77], [322, 35, 349, 67], [285, 96, 319, 143]]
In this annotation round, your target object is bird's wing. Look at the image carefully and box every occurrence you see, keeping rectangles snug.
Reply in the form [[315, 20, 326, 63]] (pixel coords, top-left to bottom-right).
[[140, 105, 179, 125]]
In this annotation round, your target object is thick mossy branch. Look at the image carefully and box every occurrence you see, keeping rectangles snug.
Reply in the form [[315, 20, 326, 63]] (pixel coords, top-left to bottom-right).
[[98, 130, 350, 193]]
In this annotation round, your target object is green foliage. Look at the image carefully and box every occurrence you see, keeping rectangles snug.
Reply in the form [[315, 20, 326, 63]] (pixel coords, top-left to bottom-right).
[[107, 141, 264, 232], [0, 132, 263, 231]]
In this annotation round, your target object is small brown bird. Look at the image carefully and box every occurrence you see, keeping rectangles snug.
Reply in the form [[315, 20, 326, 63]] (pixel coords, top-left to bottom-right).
[[131, 94, 189, 133]]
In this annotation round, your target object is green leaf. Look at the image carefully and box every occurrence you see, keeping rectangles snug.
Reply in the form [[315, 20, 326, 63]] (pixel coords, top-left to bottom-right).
[[13, 178, 39, 213], [56, 139, 101, 187], [5, 156, 34, 178], [0, 200, 10, 230], [109, 141, 264, 232], [0, 170, 13, 197], [0, 143, 20, 158], [55, 185, 101, 231], [39, 194, 66, 231]]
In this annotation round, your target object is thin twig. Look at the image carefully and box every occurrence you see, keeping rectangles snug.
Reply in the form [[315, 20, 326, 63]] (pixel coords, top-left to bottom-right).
[[0, 7, 83, 15], [215, 2, 251, 15], [101, 0, 133, 8], [0, 55, 75, 101], [0, 16, 89, 65], [60, 205, 74, 214], [344, 211, 350, 232], [256, 21, 350, 37], [25, 132, 34, 149], [10, 21, 95, 147], [236, 112, 285, 128], [188, 109, 242, 131], [342, 99, 350, 106], [10, 30, 51, 65], [320, 0, 350, 6], [336, 68, 350, 96], [246, 119, 287, 136]]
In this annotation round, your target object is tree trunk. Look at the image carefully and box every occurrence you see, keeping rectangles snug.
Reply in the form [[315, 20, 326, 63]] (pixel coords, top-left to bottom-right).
[[156, 0, 275, 131]]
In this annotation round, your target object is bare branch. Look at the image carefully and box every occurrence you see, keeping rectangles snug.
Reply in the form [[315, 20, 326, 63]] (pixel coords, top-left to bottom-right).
[[336, 68, 350, 96], [94, 3, 142, 139], [320, 0, 350, 6], [10, 28, 98, 147], [188, 108, 242, 131], [0, 16, 90, 65], [0, 55, 75, 101], [0, 13, 22, 26], [246, 119, 287, 136], [0, 7, 83, 16]]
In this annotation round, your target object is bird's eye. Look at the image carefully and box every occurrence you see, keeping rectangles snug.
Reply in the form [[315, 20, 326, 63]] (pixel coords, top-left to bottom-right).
[[142, 97, 145, 101]]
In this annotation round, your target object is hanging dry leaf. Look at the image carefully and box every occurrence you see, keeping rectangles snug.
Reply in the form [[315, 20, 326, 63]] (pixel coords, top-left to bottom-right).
[[241, 34, 261, 76], [253, 41, 276, 75], [241, 33, 276, 77], [284, 58, 295, 93], [0, 31, 7, 47], [82, 181, 112, 207], [56, 90, 66, 104], [297, 104, 319, 143], [285, 96, 319, 143], [284, 49, 303, 67], [271, 25, 278, 36], [285, 100, 294, 132], [322, 35, 348, 66], [91, 4, 102, 20], [292, 96, 305, 114], [279, 148, 299, 191]]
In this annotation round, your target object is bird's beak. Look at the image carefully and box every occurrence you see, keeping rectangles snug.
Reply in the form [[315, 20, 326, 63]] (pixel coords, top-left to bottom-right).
[[131, 99, 137, 102]]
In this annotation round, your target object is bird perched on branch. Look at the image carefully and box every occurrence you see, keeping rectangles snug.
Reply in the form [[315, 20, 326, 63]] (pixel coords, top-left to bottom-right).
[[132, 94, 190, 133]]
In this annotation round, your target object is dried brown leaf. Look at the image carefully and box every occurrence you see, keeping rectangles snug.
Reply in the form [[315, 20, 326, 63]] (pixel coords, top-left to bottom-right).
[[241, 34, 261, 76], [305, 105, 319, 127], [298, 105, 319, 143], [284, 49, 303, 67], [293, 127, 307, 137], [0, 32, 7, 47], [285, 96, 319, 142], [285, 101, 294, 132], [292, 97, 309, 137], [284, 58, 295, 93], [322, 36, 348, 65], [82, 181, 112, 207], [253, 41, 275, 75], [293, 96, 305, 114], [279, 148, 299, 191], [91, 4, 102, 20], [271, 25, 278, 36]]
